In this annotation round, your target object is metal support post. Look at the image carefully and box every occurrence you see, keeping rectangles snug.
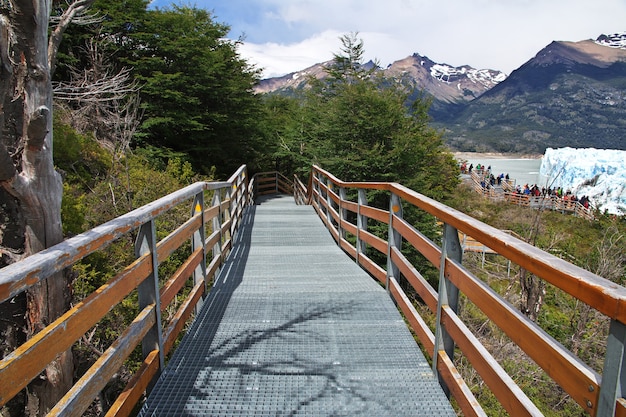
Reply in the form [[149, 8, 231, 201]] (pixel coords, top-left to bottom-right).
[[339, 187, 347, 241], [314, 170, 322, 207], [229, 182, 238, 239], [192, 192, 207, 312], [597, 319, 626, 416], [135, 220, 165, 390], [225, 187, 233, 246], [433, 223, 462, 397], [356, 189, 368, 266], [212, 192, 223, 268], [386, 193, 403, 292], [275, 172, 279, 193], [325, 179, 333, 228]]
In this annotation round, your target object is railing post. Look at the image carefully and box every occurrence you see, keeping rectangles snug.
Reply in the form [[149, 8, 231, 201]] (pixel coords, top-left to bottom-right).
[[192, 192, 207, 312], [229, 182, 238, 239], [325, 179, 333, 227], [433, 223, 462, 397], [339, 187, 347, 241], [597, 319, 626, 416], [313, 169, 321, 207], [135, 220, 165, 388], [212, 191, 223, 267], [275, 171, 279, 193], [387, 193, 402, 292], [356, 189, 368, 266], [224, 187, 233, 247]]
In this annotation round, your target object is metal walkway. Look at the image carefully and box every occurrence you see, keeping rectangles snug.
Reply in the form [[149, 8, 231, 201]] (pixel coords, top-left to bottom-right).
[[139, 195, 455, 416]]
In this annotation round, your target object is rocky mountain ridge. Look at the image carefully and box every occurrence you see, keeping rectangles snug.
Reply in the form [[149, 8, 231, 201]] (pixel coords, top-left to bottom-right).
[[254, 54, 507, 106]]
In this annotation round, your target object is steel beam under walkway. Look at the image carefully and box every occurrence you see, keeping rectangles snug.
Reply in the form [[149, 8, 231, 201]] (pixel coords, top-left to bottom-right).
[[139, 195, 455, 416]]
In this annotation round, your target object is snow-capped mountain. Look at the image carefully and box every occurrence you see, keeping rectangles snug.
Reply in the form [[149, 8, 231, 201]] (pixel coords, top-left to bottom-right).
[[438, 32, 626, 153], [254, 54, 507, 106], [254, 61, 331, 94], [384, 54, 506, 104], [255, 32, 626, 154]]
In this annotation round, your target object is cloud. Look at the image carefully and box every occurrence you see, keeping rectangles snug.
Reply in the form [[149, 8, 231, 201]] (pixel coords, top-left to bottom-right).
[[240, 30, 343, 77], [240, 30, 411, 78], [164, 0, 626, 77]]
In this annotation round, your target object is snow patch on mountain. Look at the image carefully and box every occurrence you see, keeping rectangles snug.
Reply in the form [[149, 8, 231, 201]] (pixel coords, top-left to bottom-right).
[[428, 63, 504, 88], [539, 147, 626, 215], [595, 32, 626, 49]]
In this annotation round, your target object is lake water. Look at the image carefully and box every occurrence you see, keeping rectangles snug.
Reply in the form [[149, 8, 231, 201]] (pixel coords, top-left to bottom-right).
[[459, 156, 543, 187]]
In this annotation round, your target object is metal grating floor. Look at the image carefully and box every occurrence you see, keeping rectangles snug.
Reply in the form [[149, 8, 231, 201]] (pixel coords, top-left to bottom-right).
[[139, 195, 456, 416]]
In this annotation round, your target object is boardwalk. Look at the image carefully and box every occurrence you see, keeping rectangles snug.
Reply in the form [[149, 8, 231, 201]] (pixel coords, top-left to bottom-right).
[[139, 195, 455, 416]]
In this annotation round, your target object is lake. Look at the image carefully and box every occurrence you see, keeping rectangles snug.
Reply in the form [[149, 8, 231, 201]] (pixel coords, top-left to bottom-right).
[[457, 154, 544, 187]]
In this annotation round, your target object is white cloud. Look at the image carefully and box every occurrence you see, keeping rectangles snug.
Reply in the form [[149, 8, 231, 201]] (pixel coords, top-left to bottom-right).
[[240, 30, 342, 78], [214, 0, 626, 77]]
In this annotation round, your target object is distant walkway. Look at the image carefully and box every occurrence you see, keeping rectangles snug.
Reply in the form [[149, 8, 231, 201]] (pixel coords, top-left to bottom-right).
[[462, 169, 594, 220], [139, 195, 455, 416]]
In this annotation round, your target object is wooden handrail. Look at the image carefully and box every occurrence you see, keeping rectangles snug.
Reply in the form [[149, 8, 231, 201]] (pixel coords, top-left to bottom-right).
[[308, 164, 626, 417], [0, 165, 251, 416]]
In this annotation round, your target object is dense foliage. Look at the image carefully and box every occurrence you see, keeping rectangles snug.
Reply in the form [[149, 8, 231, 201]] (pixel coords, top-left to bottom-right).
[[59, 1, 264, 178]]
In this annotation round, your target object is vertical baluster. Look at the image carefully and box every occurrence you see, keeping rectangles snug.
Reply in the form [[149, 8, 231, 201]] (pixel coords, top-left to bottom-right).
[[387, 193, 403, 292], [224, 187, 233, 249], [433, 223, 462, 397], [339, 187, 347, 241], [356, 189, 368, 266], [135, 220, 165, 390], [229, 182, 238, 239], [212, 192, 223, 268], [597, 319, 626, 416], [326, 179, 333, 228], [192, 192, 206, 312]]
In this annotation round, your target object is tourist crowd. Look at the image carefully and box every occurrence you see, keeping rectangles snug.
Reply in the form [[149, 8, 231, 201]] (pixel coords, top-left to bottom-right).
[[459, 161, 590, 209]]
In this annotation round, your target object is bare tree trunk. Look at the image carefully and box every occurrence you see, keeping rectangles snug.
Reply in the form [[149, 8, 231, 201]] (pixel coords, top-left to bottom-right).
[[519, 268, 545, 322], [0, 0, 92, 414]]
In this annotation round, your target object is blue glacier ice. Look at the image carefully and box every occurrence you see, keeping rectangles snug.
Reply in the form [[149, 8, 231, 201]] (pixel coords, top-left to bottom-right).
[[539, 147, 626, 215]]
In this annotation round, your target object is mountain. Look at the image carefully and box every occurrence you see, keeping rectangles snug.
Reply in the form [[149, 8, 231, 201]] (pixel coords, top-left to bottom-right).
[[438, 33, 626, 153], [385, 54, 505, 114], [254, 32, 626, 154], [254, 61, 331, 94], [254, 55, 506, 108]]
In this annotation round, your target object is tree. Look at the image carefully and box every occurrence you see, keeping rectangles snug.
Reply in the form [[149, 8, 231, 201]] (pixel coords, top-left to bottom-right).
[[127, 5, 263, 177], [54, 0, 150, 81], [305, 33, 459, 198], [0, 0, 94, 415]]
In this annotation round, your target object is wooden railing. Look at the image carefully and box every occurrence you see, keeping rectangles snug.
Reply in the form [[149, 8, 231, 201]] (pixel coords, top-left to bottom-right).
[[504, 192, 595, 220], [1, 163, 619, 416], [302, 165, 626, 417], [0, 166, 251, 416], [252, 171, 293, 197]]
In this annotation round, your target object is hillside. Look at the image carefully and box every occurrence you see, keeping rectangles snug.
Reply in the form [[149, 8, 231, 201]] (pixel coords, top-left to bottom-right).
[[438, 36, 626, 153]]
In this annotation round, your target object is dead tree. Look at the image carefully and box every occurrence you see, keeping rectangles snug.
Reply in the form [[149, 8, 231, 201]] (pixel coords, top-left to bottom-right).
[[0, 0, 95, 415]]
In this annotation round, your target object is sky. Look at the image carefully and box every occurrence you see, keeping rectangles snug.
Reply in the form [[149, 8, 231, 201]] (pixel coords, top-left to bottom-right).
[[148, 0, 626, 78]]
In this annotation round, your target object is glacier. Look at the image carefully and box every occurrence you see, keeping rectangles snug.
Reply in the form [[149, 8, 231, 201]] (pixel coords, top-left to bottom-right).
[[539, 147, 626, 215]]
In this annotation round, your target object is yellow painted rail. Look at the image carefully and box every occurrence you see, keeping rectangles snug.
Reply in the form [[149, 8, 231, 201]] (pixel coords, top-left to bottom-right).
[[302, 165, 626, 417]]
